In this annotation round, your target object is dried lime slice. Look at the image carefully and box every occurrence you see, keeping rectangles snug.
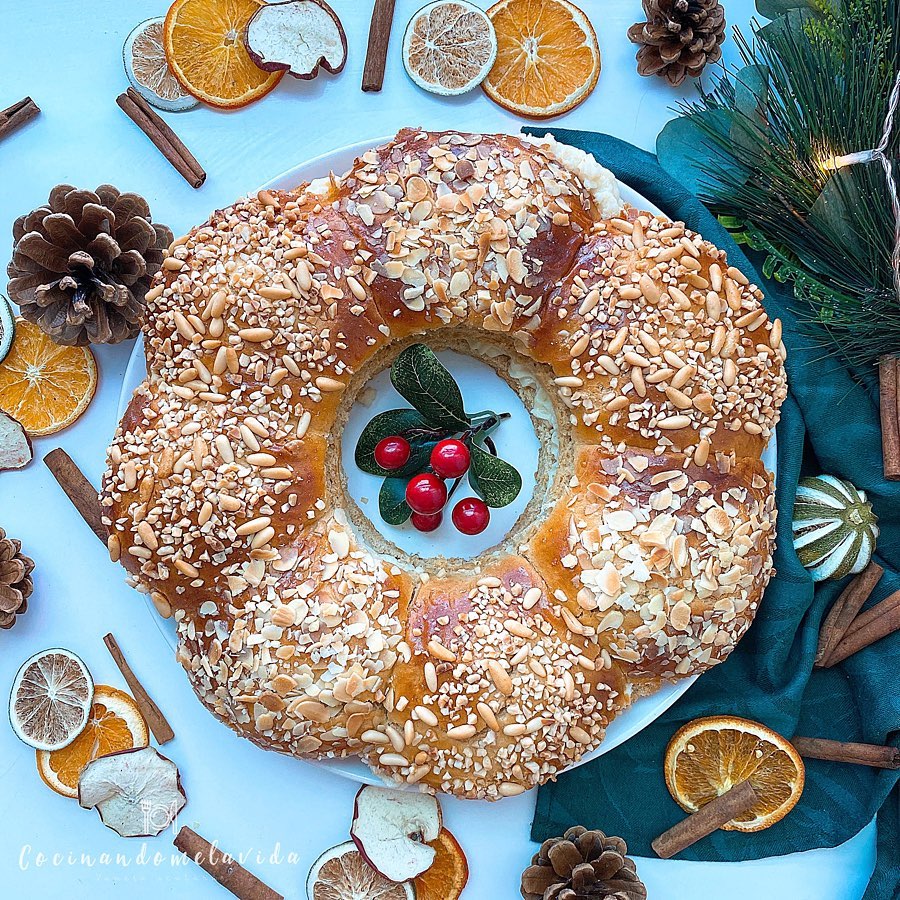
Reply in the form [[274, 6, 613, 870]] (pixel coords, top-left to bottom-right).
[[123, 17, 198, 112], [0, 296, 13, 365], [306, 841, 414, 900], [403, 1, 497, 96], [9, 649, 94, 751]]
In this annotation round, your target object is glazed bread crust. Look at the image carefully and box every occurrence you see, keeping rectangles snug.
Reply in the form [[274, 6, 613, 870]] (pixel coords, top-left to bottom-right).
[[102, 129, 786, 800]]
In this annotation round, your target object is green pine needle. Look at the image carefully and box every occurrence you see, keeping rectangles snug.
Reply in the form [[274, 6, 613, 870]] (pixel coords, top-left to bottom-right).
[[675, 0, 899, 368]]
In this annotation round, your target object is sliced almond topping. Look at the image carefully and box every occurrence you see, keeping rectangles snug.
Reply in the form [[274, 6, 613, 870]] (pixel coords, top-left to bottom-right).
[[703, 506, 731, 535], [271, 605, 295, 628], [499, 782, 526, 797], [506, 248, 525, 284], [295, 700, 330, 723], [598, 561, 621, 596], [670, 600, 692, 631]]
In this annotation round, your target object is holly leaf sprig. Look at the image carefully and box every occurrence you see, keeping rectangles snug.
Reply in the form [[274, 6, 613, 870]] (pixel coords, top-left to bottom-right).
[[355, 344, 522, 526]]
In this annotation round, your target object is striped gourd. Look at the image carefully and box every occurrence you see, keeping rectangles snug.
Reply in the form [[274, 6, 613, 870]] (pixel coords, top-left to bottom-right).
[[792, 475, 879, 581]]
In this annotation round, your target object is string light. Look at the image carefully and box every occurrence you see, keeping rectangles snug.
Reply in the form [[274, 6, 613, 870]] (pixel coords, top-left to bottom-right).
[[821, 69, 900, 301]]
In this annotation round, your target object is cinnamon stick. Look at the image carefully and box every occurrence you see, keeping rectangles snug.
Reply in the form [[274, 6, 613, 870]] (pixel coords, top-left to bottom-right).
[[116, 88, 206, 188], [652, 781, 759, 859], [362, 0, 397, 92], [793, 737, 900, 770], [840, 588, 900, 640], [880, 356, 900, 480], [822, 590, 900, 666], [43, 448, 106, 542], [815, 561, 884, 665], [174, 827, 284, 900], [103, 633, 175, 745], [0, 97, 40, 142]]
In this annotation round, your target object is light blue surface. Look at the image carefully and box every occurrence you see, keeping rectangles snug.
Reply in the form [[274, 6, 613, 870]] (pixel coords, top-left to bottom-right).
[[0, 1, 876, 896]]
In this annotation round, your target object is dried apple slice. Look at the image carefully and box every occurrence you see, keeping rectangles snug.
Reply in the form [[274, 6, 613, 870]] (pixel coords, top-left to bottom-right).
[[245, 0, 348, 80], [78, 746, 186, 837], [350, 786, 442, 882], [0, 410, 32, 471], [0, 295, 13, 364]]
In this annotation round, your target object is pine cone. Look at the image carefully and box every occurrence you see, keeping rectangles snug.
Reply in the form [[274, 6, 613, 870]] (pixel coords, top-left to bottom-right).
[[0, 527, 35, 629], [521, 827, 647, 900], [628, 0, 726, 87], [7, 184, 173, 346]]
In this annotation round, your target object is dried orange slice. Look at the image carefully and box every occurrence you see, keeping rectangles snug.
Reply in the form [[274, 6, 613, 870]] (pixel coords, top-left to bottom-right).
[[664, 716, 805, 833], [37, 685, 149, 799], [0, 319, 97, 436], [483, 0, 600, 119], [163, 0, 284, 110], [10, 649, 94, 751], [414, 828, 469, 900]]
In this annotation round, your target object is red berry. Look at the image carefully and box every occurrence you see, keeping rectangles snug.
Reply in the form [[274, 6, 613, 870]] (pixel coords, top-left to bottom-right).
[[452, 497, 490, 535], [411, 511, 442, 532], [374, 436, 411, 470], [430, 439, 470, 479], [405, 473, 447, 515]]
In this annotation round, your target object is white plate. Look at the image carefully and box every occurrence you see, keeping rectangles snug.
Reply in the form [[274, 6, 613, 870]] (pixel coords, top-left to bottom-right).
[[117, 134, 777, 790]]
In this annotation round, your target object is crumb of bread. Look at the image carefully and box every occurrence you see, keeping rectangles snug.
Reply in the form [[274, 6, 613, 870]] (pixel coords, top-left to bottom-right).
[[530, 134, 623, 217]]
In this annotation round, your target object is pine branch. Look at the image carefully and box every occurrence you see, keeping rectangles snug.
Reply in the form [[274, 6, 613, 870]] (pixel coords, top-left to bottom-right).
[[671, 0, 900, 368]]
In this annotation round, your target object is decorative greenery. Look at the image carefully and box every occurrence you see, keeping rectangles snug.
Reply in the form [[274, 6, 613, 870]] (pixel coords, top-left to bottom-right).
[[357, 344, 521, 526], [468, 442, 523, 509], [355, 409, 444, 479], [379, 477, 415, 526], [656, 0, 900, 368], [390, 341, 469, 430]]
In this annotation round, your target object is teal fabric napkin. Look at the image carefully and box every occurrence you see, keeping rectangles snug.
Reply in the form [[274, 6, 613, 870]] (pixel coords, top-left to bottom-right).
[[524, 128, 900, 900]]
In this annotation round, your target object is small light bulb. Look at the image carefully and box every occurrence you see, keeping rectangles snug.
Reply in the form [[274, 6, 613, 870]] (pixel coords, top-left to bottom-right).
[[822, 149, 879, 171]]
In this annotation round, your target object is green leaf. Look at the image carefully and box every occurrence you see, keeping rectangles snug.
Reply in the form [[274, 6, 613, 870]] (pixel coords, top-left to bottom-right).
[[379, 477, 412, 526], [355, 409, 447, 477], [755, 0, 819, 20], [390, 344, 469, 430], [734, 65, 769, 118], [656, 108, 746, 199], [468, 443, 522, 509], [718, 215, 747, 231]]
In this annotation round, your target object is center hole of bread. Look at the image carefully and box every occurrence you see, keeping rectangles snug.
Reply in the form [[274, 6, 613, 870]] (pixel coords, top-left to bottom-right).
[[341, 346, 544, 561]]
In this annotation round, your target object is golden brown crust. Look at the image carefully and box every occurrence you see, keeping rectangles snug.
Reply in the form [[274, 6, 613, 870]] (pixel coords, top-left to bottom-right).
[[520, 207, 787, 459], [101, 129, 786, 800], [368, 556, 626, 799], [337, 128, 596, 336], [530, 447, 776, 681], [175, 515, 413, 758]]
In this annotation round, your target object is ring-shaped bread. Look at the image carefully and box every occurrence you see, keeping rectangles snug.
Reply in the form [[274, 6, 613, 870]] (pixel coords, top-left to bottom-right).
[[102, 129, 786, 800]]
